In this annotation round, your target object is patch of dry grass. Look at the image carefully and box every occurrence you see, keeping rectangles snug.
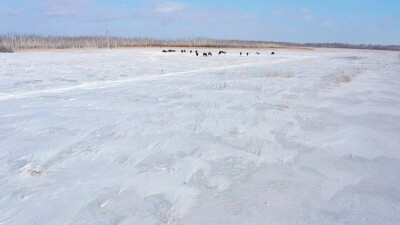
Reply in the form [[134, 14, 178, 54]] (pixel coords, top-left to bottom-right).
[[256, 72, 295, 79], [324, 67, 366, 89], [0, 45, 15, 53]]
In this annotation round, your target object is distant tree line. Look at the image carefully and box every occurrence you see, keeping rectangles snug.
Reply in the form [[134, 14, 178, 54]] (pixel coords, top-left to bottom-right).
[[1, 34, 399, 52], [290, 42, 400, 51]]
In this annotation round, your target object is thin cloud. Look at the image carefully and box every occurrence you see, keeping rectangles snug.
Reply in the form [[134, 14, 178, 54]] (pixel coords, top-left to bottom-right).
[[132, 0, 260, 24], [271, 7, 309, 15], [94, 11, 132, 22], [132, 0, 191, 22], [0, 8, 20, 16], [153, 1, 187, 14], [42, 0, 94, 17], [271, 7, 312, 20]]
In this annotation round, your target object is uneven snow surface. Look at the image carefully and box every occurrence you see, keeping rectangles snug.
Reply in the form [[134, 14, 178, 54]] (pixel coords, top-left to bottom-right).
[[1, 48, 400, 225]]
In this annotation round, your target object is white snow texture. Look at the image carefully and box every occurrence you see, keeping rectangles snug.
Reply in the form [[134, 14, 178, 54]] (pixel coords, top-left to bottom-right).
[[1, 48, 400, 225]]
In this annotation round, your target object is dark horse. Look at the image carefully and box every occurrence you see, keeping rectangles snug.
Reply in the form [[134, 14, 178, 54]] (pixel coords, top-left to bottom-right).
[[208, 52, 212, 56], [203, 53, 208, 57], [162, 50, 167, 53], [219, 51, 226, 55], [271, 52, 275, 55]]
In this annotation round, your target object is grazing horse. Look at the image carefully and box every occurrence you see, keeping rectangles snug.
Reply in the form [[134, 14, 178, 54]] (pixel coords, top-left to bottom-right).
[[271, 52, 275, 55], [203, 53, 208, 57], [256, 52, 260, 55], [208, 52, 212, 56], [162, 50, 167, 53], [240, 52, 243, 55], [168, 49, 175, 52], [219, 51, 226, 55]]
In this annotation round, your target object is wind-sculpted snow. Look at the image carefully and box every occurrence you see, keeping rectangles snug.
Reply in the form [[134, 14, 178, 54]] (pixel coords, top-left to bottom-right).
[[0, 49, 400, 225]]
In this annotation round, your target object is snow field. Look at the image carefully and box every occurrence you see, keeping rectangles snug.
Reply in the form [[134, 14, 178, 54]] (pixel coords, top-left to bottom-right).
[[1, 48, 400, 224]]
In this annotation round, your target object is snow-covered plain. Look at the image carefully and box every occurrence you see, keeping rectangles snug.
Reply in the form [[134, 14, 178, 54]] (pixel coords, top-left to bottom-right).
[[1, 48, 400, 225]]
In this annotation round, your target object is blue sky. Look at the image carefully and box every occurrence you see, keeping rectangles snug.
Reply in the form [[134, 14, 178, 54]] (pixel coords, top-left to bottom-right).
[[1, 0, 399, 44]]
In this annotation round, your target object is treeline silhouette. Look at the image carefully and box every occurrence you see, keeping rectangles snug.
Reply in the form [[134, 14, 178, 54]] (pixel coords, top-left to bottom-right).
[[1, 34, 399, 52], [289, 42, 400, 51]]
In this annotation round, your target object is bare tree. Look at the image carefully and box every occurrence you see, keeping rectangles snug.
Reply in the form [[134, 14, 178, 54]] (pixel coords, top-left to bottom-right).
[[1, 34, 399, 52]]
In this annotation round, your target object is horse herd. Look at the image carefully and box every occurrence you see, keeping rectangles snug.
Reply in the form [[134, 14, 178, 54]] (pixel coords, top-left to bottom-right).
[[162, 49, 275, 57]]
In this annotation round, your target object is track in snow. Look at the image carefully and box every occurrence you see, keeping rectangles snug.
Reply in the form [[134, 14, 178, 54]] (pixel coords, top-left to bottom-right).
[[0, 57, 306, 101]]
